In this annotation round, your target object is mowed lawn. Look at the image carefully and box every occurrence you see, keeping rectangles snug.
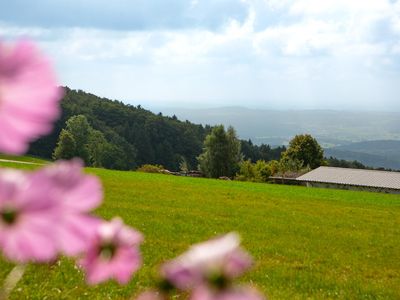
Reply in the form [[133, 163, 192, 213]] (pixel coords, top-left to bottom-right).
[[0, 160, 399, 299]]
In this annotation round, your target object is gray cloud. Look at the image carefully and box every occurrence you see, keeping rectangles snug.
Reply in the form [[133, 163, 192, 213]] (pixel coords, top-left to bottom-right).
[[0, 0, 248, 31]]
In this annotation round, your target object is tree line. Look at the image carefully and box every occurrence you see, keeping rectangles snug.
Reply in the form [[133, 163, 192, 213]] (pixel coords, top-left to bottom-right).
[[29, 87, 285, 171], [29, 87, 370, 175], [198, 127, 325, 180], [198, 128, 376, 181]]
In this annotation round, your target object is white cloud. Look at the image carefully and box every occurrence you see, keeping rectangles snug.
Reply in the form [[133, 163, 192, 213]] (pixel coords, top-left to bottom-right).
[[250, 0, 400, 58], [289, 0, 391, 16], [1, 0, 400, 110]]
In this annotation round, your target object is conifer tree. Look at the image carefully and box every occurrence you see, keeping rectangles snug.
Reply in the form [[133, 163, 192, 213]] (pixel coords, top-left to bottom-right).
[[53, 129, 76, 160]]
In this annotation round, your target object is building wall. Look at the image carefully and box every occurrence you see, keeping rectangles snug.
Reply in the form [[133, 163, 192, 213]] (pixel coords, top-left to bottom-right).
[[305, 182, 400, 194]]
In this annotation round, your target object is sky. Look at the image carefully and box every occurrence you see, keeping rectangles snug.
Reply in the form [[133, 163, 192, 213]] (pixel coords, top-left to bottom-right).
[[1, 0, 400, 111]]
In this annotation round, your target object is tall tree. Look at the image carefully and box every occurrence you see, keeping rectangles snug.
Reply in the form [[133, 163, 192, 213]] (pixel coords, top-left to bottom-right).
[[283, 134, 324, 169], [226, 126, 242, 175], [88, 129, 109, 167], [65, 115, 91, 164], [198, 125, 242, 178], [53, 129, 76, 160]]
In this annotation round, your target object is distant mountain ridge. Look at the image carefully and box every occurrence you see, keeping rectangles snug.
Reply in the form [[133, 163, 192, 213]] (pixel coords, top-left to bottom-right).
[[158, 107, 400, 147], [325, 140, 400, 170], [330, 140, 400, 159]]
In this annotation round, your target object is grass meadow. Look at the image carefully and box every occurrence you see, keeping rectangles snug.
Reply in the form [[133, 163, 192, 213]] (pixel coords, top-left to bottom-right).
[[0, 158, 399, 299]]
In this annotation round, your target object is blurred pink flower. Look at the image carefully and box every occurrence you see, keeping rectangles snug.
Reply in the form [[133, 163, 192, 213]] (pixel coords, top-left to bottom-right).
[[0, 168, 60, 262], [162, 233, 252, 290], [0, 40, 63, 155], [191, 286, 265, 300], [80, 217, 143, 285], [34, 159, 103, 256], [0, 160, 103, 261]]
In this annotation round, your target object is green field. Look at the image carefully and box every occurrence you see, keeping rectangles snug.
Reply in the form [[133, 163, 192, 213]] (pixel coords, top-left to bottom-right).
[[0, 159, 399, 299]]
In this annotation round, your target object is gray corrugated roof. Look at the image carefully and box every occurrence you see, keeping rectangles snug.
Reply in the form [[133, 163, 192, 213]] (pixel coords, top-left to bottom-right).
[[296, 166, 400, 190]]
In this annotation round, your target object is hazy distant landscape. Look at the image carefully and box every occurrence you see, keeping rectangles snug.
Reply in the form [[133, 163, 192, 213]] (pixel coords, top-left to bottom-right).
[[159, 107, 400, 169], [158, 107, 400, 145], [325, 140, 400, 170]]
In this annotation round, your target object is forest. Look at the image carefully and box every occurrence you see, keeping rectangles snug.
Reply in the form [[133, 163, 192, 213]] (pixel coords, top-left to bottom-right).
[[29, 87, 285, 171]]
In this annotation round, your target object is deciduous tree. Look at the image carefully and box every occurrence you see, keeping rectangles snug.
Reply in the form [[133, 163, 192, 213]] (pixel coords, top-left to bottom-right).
[[198, 125, 242, 178], [65, 115, 91, 164], [283, 134, 324, 169]]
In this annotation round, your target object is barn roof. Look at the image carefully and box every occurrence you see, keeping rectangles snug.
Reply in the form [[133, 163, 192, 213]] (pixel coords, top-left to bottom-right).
[[296, 166, 400, 190]]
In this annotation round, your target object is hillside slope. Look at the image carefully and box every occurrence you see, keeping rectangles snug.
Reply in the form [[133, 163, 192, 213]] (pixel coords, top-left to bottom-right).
[[325, 140, 400, 170], [29, 88, 210, 170]]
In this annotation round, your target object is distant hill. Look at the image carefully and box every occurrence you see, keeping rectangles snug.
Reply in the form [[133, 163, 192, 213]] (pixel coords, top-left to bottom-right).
[[158, 107, 400, 147], [29, 87, 210, 170], [330, 140, 400, 161], [325, 140, 400, 170]]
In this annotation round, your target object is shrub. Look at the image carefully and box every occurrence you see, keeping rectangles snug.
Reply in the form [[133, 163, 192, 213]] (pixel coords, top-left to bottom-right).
[[254, 160, 272, 182], [267, 160, 280, 176], [235, 160, 256, 181], [236, 160, 272, 183], [137, 164, 164, 173]]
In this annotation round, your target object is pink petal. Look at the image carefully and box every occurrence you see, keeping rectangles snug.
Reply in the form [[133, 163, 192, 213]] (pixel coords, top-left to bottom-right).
[[35, 159, 103, 211], [83, 258, 115, 285], [64, 175, 103, 211], [111, 247, 142, 284], [161, 262, 200, 290], [0, 169, 27, 206], [0, 211, 59, 262], [0, 40, 63, 155], [223, 249, 253, 279], [161, 233, 251, 288], [57, 214, 101, 256]]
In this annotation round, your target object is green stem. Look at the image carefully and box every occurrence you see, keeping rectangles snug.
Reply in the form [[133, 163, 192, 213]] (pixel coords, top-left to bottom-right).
[[0, 265, 26, 300]]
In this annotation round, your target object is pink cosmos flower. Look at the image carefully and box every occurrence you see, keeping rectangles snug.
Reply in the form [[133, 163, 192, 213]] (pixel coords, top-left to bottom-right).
[[0, 168, 60, 262], [161, 233, 252, 290], [33, 159, 103, 256], [190, 285, 265, 300], [80, 217, 143, 285], [0, 39, 63, 155]]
